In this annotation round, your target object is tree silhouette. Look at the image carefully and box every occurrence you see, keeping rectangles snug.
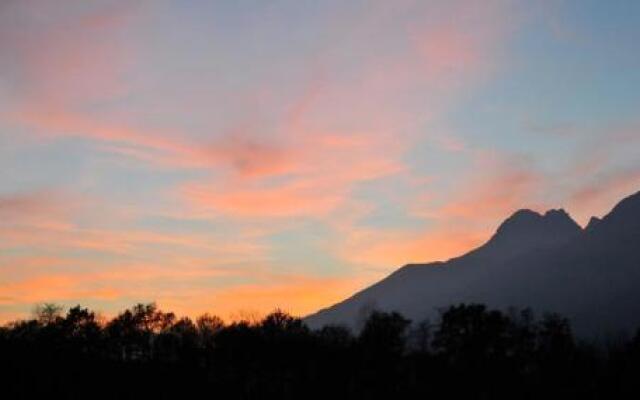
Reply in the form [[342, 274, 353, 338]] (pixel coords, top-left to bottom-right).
[[33, 303, 64, 325], [359, 310, 410, 355], [1, 302, 638, 399]]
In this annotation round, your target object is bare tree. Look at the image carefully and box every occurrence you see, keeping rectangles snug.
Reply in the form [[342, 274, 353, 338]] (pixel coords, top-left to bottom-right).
[[33, 303, 64, 325]]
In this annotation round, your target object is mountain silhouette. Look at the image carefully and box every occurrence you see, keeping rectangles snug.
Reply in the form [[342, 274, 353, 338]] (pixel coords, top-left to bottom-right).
[[306, 190, 640, 337]]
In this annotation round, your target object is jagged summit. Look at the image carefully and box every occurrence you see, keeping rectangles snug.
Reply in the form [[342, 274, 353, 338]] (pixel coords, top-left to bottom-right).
[[542, 208, 583, 233], [485, 207, 581, 255], [544, 208, 574, 221], [494, 208, 580, 237]]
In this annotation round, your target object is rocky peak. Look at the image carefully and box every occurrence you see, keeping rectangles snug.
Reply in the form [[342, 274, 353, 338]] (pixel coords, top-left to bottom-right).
[[481, 207, 581, 259]]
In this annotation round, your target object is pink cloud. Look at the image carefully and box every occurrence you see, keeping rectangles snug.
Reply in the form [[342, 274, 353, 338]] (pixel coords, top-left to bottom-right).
[[0, 221, 268, 260], [419, 26, 482, 78], [0, 0, 525, 323], [414, 151, 546, 221], [0, 190, 62, 218], [331, 150, 547, 272], [0, 190, 80, 230], [180, 130, 405, 218], [0, 1, 138, 106], [3, 0, 510, 185], [568, 168, 640, 223], [558, 121, 640, 223]]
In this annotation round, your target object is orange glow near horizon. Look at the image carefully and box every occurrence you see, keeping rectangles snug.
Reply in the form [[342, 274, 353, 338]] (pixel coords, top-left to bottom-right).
[[1, 1, 639, 324]]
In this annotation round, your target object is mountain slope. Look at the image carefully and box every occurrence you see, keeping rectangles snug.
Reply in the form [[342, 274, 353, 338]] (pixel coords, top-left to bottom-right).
[[305, 191, 640, 337]]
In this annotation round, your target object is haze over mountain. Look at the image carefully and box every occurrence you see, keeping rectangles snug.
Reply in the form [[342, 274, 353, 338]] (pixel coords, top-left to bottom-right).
[[306, 191, 640, 337]]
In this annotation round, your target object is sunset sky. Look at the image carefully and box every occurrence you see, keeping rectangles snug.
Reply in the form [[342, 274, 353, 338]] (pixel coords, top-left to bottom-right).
[[1, 0, 639, 322]]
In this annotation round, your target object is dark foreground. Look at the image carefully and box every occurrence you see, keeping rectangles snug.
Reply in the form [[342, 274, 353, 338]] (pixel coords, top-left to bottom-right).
[[2, 303, 640, 399]]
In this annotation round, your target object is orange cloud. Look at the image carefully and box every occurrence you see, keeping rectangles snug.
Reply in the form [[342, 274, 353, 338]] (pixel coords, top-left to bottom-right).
[[183, 180, 343, 218], [0, 275, 122, 306], [153, 274, 370, 322], [0, 257, 259, 322], [339, 226, 488, 270], [0, 263, 369, 324]]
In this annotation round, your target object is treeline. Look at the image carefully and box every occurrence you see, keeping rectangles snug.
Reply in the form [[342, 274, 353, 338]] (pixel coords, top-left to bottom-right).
[[2, 303, 640, 399]]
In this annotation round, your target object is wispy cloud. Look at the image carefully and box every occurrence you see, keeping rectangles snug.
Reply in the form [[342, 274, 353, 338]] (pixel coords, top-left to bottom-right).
[[2, 0, 637, 323]]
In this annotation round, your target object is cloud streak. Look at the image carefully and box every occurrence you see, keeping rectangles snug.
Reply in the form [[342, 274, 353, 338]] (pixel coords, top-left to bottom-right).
[[1, 0, 637, 323]]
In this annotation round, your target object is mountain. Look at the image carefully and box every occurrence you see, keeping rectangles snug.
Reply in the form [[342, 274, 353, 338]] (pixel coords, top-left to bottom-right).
[[305, 191, 640, 337]]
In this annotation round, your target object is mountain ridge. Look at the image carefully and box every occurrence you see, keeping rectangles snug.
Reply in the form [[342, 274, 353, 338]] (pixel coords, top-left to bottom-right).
[[305, 190, 640, 337]]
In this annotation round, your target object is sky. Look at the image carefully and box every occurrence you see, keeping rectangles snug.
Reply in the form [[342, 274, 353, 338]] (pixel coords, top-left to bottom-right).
[[1, 0, 639, 323]]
